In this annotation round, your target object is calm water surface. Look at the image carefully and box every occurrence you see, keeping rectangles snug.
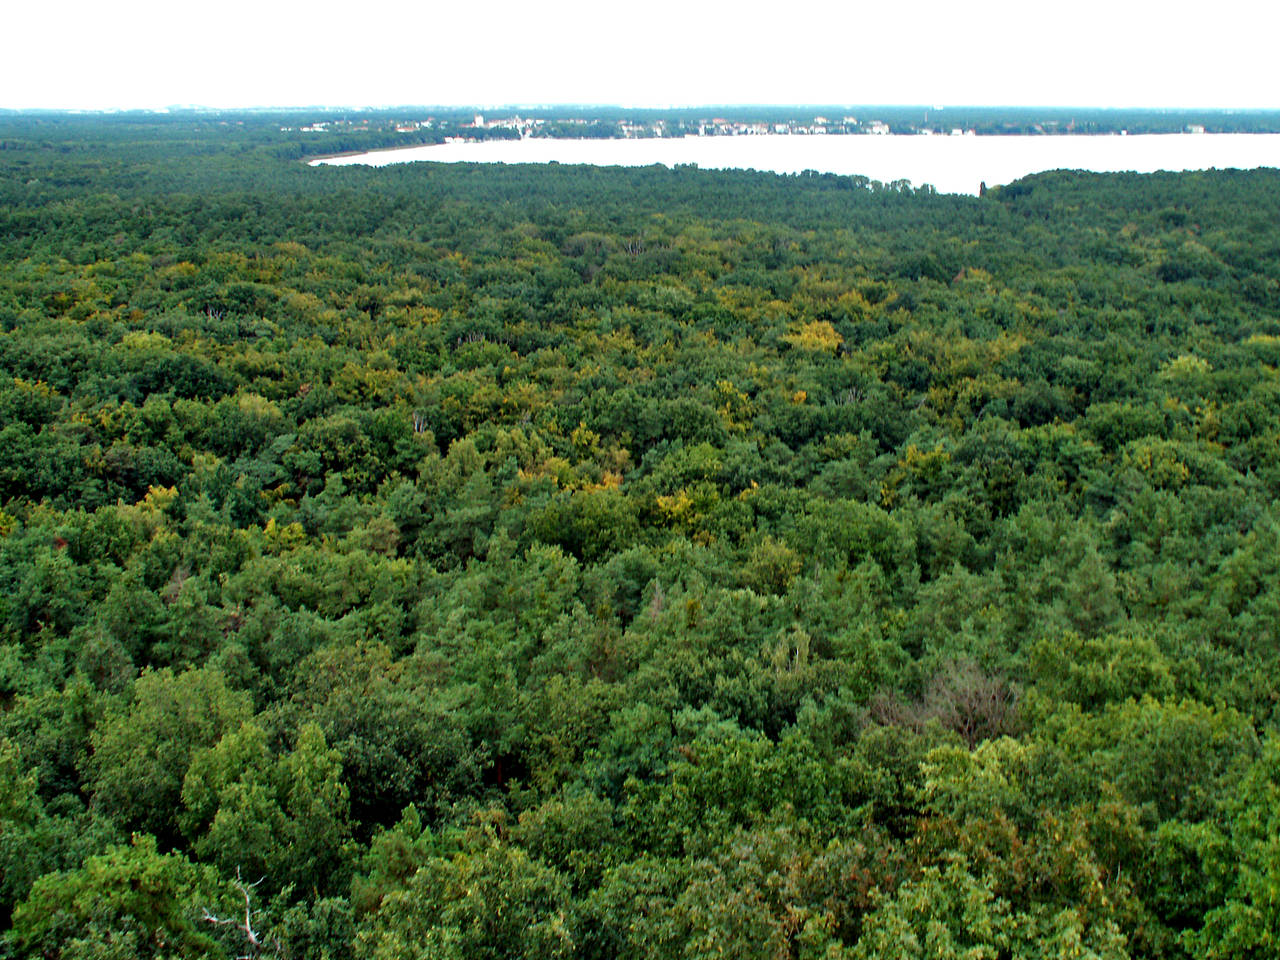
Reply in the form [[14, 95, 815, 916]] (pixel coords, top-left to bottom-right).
[[313, 133, 1280, 196]]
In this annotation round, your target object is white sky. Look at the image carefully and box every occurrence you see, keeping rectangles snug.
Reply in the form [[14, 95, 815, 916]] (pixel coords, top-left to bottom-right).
[[5, 0, 1278, 111]]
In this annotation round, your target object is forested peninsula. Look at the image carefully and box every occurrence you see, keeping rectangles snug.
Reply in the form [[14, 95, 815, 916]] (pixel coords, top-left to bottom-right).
[[2, 114, 1279, 959]]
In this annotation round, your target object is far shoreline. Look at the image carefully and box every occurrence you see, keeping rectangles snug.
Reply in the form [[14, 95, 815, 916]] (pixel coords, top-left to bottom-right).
[[302, 140, 442, 164]]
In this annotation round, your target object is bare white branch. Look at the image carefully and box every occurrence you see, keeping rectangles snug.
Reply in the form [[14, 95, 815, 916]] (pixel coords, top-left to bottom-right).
[[201, 867, 277, 960]]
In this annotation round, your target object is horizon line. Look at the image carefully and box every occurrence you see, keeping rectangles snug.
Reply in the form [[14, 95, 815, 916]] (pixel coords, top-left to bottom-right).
[[4, 103, 1280, 115]]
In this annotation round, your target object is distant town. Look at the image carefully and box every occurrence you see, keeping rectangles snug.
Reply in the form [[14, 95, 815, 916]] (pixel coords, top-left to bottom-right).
[[283, 111, 1231, 143], [287, 114, 929, 139]]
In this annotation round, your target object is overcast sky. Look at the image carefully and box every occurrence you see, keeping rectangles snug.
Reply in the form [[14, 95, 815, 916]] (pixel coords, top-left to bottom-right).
[[6, 0, 1278, 111]]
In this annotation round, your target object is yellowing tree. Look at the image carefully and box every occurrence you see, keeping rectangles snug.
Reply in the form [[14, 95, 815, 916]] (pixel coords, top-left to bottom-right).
[[782, 320, 843, 353]]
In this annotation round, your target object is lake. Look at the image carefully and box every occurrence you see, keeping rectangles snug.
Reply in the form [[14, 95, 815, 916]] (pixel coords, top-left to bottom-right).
[[312, 133, 1280, 196]]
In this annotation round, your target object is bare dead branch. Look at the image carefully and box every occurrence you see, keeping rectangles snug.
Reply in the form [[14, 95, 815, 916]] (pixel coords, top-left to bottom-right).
[[201, 868, 277, 960]]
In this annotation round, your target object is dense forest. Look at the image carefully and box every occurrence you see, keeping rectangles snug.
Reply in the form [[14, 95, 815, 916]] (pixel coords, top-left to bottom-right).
[[2, 114, 1279, 959]]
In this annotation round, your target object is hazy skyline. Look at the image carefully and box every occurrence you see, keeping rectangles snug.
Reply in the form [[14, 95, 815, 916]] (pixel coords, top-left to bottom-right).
[[7, 0, 1279, 111]]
